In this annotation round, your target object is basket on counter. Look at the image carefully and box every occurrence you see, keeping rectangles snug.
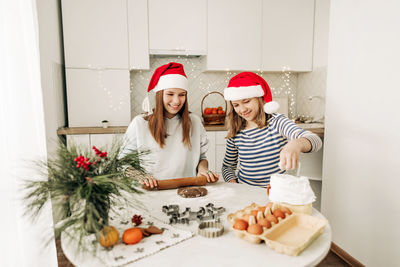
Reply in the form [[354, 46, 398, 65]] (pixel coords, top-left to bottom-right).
[[201, 91, 227, 125]]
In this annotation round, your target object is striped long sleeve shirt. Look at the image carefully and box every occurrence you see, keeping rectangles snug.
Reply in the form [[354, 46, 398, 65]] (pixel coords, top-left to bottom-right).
[[222, 113, 322, 188]]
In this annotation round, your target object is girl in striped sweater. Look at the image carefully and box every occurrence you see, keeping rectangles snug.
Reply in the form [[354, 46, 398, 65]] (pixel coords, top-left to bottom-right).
[[222, 72, 322, 187]]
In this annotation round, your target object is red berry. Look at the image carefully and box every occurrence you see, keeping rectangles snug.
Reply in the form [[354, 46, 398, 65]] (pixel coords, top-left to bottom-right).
[[131, 214, 143, 226]]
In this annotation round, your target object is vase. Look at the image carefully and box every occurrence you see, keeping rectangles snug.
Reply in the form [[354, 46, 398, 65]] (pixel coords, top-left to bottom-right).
[[71, 197, 110, 234]]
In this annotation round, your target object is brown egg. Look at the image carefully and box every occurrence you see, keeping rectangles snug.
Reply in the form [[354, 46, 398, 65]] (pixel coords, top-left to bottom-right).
[[257, 218, 272, 229], [250, 210, 259, 217], [247, 224, 263, 235], [273, 209, 286, 219], [233, 219, 248, 230], [266, 214, 278, 224], [280, 206, 292, 215]]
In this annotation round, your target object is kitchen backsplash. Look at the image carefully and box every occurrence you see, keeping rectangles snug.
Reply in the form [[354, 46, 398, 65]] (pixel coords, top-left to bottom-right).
[[130, 56, 299, 119], [297, 66, 327, 122]]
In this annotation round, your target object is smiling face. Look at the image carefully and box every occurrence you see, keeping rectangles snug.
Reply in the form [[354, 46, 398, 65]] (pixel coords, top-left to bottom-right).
[[163, 88, 187, 118], [231, 97, 260, 122]]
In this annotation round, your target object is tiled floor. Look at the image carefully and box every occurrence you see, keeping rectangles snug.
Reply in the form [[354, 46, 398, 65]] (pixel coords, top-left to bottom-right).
[[56, 238, 350, 267]]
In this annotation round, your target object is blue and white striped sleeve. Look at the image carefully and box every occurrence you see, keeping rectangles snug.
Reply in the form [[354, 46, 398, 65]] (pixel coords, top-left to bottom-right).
[[222, 137, 238, 182], [276, 115, 322, 153]]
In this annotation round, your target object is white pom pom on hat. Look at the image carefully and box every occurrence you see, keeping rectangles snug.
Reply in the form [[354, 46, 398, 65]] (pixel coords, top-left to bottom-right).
[[223, 72, 279, 114]]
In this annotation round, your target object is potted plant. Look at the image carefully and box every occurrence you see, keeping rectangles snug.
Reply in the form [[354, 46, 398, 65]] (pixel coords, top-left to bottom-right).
[[23, 141, 149, 251], [101, 120, 109, 128]]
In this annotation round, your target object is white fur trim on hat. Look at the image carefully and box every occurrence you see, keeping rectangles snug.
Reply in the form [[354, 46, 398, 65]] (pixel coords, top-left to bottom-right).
[[154, 74, 188, 92], [223, 85, 264, 101], [264, 101, 280, 114]]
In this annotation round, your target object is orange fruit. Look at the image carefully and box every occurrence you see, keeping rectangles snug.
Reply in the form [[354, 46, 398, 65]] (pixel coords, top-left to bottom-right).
[[122, 227, 143, 245], [99, 226, 119, 248]]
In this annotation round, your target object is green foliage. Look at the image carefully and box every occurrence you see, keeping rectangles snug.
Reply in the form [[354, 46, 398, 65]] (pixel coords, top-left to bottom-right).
[[23, 140, 148, 251]]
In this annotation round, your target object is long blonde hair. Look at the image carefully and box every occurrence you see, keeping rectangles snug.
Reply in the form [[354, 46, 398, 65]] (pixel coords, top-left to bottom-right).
[[226, 97, 271, 139], [145, 91, 192, 149]]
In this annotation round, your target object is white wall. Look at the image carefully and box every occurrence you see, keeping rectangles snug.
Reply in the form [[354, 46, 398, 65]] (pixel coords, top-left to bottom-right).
[[322, 1, 400, 266], [36, 0, 66, 156]]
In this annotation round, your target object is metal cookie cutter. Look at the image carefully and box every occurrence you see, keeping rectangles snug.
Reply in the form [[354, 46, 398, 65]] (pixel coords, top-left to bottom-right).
[[198, 221, 224, 238]]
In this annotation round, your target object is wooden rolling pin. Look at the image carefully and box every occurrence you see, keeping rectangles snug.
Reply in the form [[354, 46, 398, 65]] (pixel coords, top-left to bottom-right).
[[142, 176, 210, 191]]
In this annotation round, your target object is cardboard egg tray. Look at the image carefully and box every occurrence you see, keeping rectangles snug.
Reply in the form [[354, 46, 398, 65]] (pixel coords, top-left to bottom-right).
[[227, 203, 327, 256]]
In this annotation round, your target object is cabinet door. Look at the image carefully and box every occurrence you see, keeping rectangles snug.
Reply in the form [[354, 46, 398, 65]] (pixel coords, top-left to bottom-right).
[[61, 0, 129, 69], [90, 134, 124, 150], [205, 132, 216, 172], [262, 0, 314, 71], [207, 0, 262, 71], [66, 69, 131, 127], [298, 147, 323, 180], [66, 135, 91, 150], [215, 131, 228, 175], [148, 0, 207, 55], [128, 0, 150, 69]]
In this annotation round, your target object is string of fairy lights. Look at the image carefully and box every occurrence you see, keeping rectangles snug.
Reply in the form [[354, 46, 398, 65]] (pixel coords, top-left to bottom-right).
[[95, 57, 297, 119], [95, 69, 127, 112]]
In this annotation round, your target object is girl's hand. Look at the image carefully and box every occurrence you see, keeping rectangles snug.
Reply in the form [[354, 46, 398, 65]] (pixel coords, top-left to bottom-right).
[[279, 139, 302, 170], [140, 176, 158, 189], [228, 179, 238, 183], [198, 169, 219, 183]]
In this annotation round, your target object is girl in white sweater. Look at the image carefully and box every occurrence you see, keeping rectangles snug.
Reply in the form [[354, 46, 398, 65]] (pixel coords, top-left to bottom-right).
[[119, 62, 219, 188]]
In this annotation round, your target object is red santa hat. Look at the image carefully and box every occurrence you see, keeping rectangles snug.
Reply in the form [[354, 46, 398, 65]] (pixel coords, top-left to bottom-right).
[[142, 62, 188, 112], [223, 72, 279, 114]]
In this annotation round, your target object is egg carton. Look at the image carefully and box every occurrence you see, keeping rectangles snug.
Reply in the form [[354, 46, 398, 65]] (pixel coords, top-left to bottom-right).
[[278, 202, 313, 215], [227, 202, 327, 256]]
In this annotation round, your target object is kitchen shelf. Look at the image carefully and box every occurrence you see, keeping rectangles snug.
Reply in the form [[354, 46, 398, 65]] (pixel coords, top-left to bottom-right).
[[57, 124, 324, 137]]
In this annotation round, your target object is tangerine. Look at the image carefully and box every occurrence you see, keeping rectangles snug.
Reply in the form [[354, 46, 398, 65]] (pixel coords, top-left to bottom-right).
[[122, 227, 143, 245]]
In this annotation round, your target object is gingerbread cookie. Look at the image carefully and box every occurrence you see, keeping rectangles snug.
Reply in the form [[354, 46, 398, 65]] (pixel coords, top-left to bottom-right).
[[177, 186, 208, 198]]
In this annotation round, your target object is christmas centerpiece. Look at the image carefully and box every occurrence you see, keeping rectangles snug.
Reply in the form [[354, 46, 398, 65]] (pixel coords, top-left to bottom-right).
[[23, 141, 149, 251]]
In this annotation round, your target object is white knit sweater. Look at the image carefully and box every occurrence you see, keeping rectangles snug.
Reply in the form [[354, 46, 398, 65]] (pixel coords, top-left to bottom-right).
[[119, 113, 208, 179]]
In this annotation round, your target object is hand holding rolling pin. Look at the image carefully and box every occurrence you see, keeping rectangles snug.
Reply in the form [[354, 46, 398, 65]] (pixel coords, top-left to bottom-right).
[[197, 169, 219, 183]]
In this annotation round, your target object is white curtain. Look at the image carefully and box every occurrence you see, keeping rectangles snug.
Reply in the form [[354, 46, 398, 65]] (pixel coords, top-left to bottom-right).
[[0, 0, 57, 266]]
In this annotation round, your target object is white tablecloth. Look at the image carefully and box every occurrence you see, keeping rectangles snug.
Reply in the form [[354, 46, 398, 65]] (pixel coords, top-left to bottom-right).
[[62, 181, 332, 267]]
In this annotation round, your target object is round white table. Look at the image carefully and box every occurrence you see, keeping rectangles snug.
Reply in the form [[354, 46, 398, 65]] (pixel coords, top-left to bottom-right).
[[62, 181, 331, 267]]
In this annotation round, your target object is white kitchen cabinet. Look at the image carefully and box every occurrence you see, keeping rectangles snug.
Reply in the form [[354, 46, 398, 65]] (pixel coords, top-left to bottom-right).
[[207, 0, 314, 72], [205, 132, 216, 172], [207, 0, 262, 71], [299, 146, 323, 180], [262, 0, 314, 71], [66, 69, 131, 127], [128, 0, 150, 69], [206, 130, 228, 174], [61, 0, 129, 69], [66, 134, 91, 151], [148, 0, 207, 55], [215, 131, 228, 174], [90, 134, 124, 150], [66, 134, 123, 151]]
